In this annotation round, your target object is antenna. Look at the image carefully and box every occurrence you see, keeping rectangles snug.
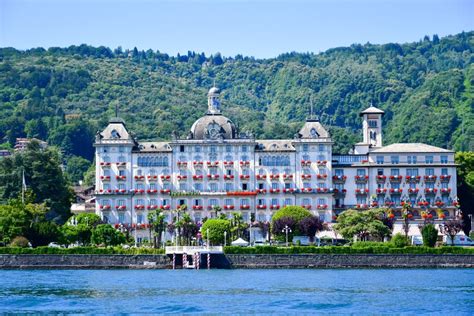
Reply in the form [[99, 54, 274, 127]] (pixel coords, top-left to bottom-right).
[[213, 78, 216, 87], [115, 103, 118, 117]]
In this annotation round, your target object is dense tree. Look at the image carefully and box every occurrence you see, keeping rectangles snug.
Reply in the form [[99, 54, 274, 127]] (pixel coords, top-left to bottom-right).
[[201, 218, 231, 245], [91, 224, 126, 246], [66, 156, 92, 184], [333, 209, 391, 241], [455, 152, 474, 233], [0, 141, 73, 223], [271, 206, 312, 237]]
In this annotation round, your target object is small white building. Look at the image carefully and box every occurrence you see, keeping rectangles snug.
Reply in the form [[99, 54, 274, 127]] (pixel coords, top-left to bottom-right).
[[94, 87, 459, 242]]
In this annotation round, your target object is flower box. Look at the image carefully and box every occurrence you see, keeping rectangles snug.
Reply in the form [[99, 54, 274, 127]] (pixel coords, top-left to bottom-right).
[[300, 160, 311, 166], [332, 175, 347, 181], [161, 205, 171, 210], [269, 189, 280, 194], [147, 205, 159, 210], [177, 175, 188, 180], [301, 204, 312, 209], [240, 205, 250, 210], [440, 188, 451, 194], [301, 174, 312, 180], [316, 160, 327, 166], [160, 175, 171, 180], [116, 175, 126, 180], [192, 175, 204, 180], [440, 175, 451, 181], [208, 174, 220, 180], [134, 175, 145, 180], [147, 189, 158, 194], [239, 175, 250, 180], [223, 175, 235, 180], [283, 188, 295, 193], [424, 175, 437, 181], [100, 176, 111, 180], [256, 189, 267, 194], [355, 175, 369, 181], [270, 205, 280, 210], [177, 161, 188, 167], [256, 175, 267, 180], [160, 189, 171, 194], [239, 161, 250, 166], [317, 174, 328, 179], [317, 204, 328, 210], [376, 188, 387, 194], [147, 175, 158, 180], [256, 205, 267, 209], [408, 188, 419, 194], [389, 175, 403, 181], [282, 174, 294, 180], [269, 174, 280, 180], [207, 161, 219, 167]]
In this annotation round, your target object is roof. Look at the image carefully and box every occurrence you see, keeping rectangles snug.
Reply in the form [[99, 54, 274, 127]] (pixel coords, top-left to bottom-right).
[[256, 140, 295, 152], [360, 106, 385, 116], [370, 143, 453, 153], [99, 118, 132, 141], [190, 114, 237, 140], [297, 119, 330, 139], [136, 142, 172, 152]]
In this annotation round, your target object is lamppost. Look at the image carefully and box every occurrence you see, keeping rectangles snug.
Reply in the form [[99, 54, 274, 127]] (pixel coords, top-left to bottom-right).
[[224, 231, 227, 246], [282, 225, 292, 247], [207, 228, 210, 249]]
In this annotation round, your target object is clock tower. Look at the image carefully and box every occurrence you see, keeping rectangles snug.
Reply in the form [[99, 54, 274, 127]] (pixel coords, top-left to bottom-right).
[[207, 86, 221, 114]]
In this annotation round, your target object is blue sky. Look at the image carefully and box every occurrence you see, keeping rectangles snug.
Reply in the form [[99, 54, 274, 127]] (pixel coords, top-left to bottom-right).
[[1, 0, 472, 58]]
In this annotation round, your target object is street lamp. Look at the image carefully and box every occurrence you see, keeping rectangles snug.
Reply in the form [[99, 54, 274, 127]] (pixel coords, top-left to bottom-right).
[[207, 228, 210, 249], [224, 231, 227, 246], [282, 225, 292, 247]]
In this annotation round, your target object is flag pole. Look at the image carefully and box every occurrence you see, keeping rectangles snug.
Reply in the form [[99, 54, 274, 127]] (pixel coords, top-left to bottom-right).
[[22, 168, 26, 204]]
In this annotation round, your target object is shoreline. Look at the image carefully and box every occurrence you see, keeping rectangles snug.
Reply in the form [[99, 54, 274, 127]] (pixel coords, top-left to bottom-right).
[[1, 253, 473, 269]]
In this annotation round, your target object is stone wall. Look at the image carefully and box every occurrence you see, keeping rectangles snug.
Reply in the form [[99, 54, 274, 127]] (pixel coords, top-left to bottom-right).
[[0, 254, 172, 269], [225, 254, 474, 268], [1, 254, 473, 269]]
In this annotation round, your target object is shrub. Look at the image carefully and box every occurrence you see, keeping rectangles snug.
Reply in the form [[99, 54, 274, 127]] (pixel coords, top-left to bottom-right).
[[352, 241, 390, 248], [421, 224, 438, 247], [201, 219, 231, 245], [390, 233, 410, 248], [271, 206, 312, 238], [9, 236, 29, 248], [0, 246, 165, 255], [91, 224, 126, 246]]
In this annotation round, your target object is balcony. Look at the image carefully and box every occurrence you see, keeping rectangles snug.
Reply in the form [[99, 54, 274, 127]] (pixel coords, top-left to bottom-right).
[[133, 189, 145, 194], [300, 160, 311, 167], [100, 176, 111, 181], [424, 175, 437, 182], [256, 204, 267, 209], [114, 189, 127, 194], [256, 174, 267, 180], [370, 202, 379, 207], [389, 188, 403, 194], [355, 204, 368, 209], [239, 161, 250, 167], [192, 161, 204, 168], [440, 188, 451, 195], [147, 205, 159, 210], [282, 174, 294, 181], [160, 175, 171, 181], [300, 188, 313, 193], [115, 205, 127, 210], [316, 160, 327, 167], [147, 189, 158, 194], [355, 188, 369, 195], [424, 188, 437, 194], [408, 188, 419, 194], [223, 161, 234, 167], [192, 175, 204, 180], [116, 175, 127, 181], [332, 188, 347, 195], [147, 175, 158, 181], [332, 175, 347, 182], [161, 205, 171, 210], [269, 189, 280, 194], [405, 175, 421, 182], [355, 175, 369, 182], [239, 175, 250, 180], [177, 161, 187, 168], [240, 205, 250, 210], [134, 205, 145, 210], [317, 174, 328, 180], [100, 162, 112, 167], [282, 188, 296, 193], [376, 188, 387, 194], [316, 188, 329, 194], [256, 189, 267, 194], [270, 204, 280, 210], [192, 205, 204, 210], [223, 205, 235, 210], [208, 174, 220, 180], [376, 175, 386, 182], [440, 175, 451, 182], [160, 189, 171, 194], [207, 161, 219, 167], [99, 205, 111, 210], [116, 162, 127, 168], [389, 175, 403, 182], [301, 204, 312, 210], [269, 174, 280, 180], [134, 175, 145, 181], [317, 204, 328, 210], [177, 175, 188, 181], [223, 175, 235, 180], [301, 174, 312, 180]]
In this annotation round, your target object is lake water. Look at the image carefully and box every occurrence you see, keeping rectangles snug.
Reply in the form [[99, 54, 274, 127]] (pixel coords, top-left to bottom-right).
[[0, 269, 473, 314]]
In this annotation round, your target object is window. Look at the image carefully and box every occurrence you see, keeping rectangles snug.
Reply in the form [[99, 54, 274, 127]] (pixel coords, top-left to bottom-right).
[[425, 168, 434, 176], [225, 183, 233, 191], [210, 183, 218, 192], [356, 169, 366, 176], [441, 155, 448, 164], [377, 169, 384, 176], [195, 145, 201, 153], [319, 144, 325, 152], [226, 169, 232, 176], [335, 169, 344, 176], [193, 199, 202, 206], [406, 169, 418, 176], [240, 199, 249, 206], [102, 199, 110, 206], [242, 183, 248, 191], [104, 169, 110, 177], [356, 183, 366, 190], [407, 156, 417, 164], [376, 156, 384, 164], [194, 183, 202, 191], [368, 120, 377, 128], [179, 183, 187, 191], [317, 198, 326, 205], [118, 183, 125, 190], [425, 156, 433, 164], [242, 146, 248, 152], [390, 169, 399, 176], [302, 144, 309, 152], [118, 156, 126, 163], [441, 182, 448, 189], [302, 198, 310, 205], [104, 183, 110, 190], [150, 199, 157, 205], [271, 198, 278, 205], [119, 146, 125, 153], [356, 197, 366, 204], [118, 213, 125, 223], [226, 145, 232, 153], [137, 214, 143, 224], [391, 156, 399, 164], [303, 182, 311, 188], [441, 168, 448, 176], [272, 183, 279, 189], [209, 199, 217, 206], [258, 183, 265, 189], [318, 154, 325, 161], [162, 199, 169, 206], [284, 198, 292, 206], [392, 183, 400, 189], [257, 198, 265, 205], [179, 145, 185, 153], [241, 155, 249, 162], [318, 182, 327, 189]]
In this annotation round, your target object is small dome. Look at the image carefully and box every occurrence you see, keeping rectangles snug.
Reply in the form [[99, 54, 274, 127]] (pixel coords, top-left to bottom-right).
[[208, 87, 220, 95], [190, 114, 237, 140]]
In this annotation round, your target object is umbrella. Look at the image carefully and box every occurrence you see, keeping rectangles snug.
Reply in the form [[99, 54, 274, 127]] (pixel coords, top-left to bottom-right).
[[231, 238, 249, 247]]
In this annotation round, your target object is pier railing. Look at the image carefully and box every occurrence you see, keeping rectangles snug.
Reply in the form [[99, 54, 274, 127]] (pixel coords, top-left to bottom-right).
[[165, 246, 223, 254]]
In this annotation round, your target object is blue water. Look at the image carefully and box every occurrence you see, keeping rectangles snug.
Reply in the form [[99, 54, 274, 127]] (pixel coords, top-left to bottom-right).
[[0, 269, 473, 314]]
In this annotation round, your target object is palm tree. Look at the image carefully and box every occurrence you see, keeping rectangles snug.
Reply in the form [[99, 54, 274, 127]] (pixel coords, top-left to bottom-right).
[[212, 205, 222, 219]]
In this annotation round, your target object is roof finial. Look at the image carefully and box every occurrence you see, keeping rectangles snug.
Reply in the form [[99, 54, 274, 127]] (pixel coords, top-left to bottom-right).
[[213, 78, 216, 87], [115, 103, 119, 117]]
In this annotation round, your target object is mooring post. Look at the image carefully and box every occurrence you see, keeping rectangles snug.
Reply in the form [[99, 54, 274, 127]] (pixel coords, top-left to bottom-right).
[[183, 252, 187, 269], [196, 253, 200, 270], [207, 253, 211, 269], [172, 253, 176, 270]]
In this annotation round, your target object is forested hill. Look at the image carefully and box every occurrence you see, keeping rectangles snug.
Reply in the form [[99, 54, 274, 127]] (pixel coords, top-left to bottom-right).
[[0, 32, 473, 181]]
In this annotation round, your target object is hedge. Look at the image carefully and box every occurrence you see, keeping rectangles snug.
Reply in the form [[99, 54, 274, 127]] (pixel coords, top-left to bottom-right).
[[0, 246, 165, 255], [223, 246, 474, 255]]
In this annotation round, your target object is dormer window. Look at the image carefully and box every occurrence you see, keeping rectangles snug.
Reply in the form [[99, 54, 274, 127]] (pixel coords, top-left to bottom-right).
[[310, 128, 319, 138], [111, 129, 120, 139]]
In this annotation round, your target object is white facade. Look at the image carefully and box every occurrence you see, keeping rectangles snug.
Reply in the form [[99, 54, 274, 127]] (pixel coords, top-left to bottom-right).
[[94, 87, 459, 240]]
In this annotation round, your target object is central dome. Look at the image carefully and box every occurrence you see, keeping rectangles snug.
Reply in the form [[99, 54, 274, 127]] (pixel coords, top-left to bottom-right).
[[190, 114, 237, 140]]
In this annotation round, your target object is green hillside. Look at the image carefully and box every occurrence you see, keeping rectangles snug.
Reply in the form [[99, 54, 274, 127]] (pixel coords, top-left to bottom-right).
[[0, 32, 473, 178]]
